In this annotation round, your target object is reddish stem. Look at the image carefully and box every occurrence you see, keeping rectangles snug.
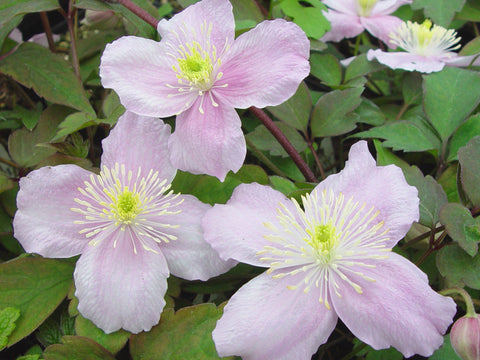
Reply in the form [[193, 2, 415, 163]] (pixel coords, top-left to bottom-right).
[[249, 107, 317, 182], [106, 0, 159, 28], [40, 12, 57, 52]]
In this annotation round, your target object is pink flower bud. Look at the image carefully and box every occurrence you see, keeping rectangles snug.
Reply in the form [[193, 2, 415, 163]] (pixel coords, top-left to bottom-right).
[[451, 315, 480, 360]]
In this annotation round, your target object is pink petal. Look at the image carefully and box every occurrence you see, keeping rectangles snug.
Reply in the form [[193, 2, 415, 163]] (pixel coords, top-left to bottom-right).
[[361, 15, 405, 48], [13, 165, 92, 258], [101, 111, 176, 183], [322, 0, 357, 14], [100, 36, 196, 117], [214, 19, 310, 109], [202, 183, 296, 267], [74, 229, 169, 334], [370, 0, 413, 15], [168, 97, 246, 181], [213, 271, 338, 360], [157, 0, 235, 55], [444, 54, 480, 67], [367, 49, 446, 72], [330, 253, 456, 357], [315, 141, 419, 248], [158, 194, 237, 281], [320, 11, 364, 42]]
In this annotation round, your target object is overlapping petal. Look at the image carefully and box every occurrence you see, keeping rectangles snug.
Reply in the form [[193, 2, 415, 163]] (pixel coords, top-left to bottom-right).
[[370, 0, 413, 15], [100, 36, 195, 117], [168, 97, 246, 181], [361, 15, 405, 48], [215, 19, 310, 109], [331, 253, 456, 357], [157, 0, 234, 54], [315, 141, 419, 248], [213, 271, 338, 360], [203, 182, 295, 267], [101, 111, 176, 183], [320, 11, 364, 42], [367, 49, 447, 72], [74, 230, 169, 334], [158, 194, 236, 280], [13, 165, 91, 258], [322, 0, 357, 14]]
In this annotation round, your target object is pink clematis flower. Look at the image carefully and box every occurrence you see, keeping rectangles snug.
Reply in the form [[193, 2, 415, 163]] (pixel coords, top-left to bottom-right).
[[321, 0, 413, 47], [99, 0, 310, 181], [13, 111, 235, 334], [202, 141, 456, 359], [367, 20, 480, 73]]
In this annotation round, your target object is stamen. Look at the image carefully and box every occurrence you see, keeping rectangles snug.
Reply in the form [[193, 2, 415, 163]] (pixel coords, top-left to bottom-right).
[[259, 188, 391, 306], [71, 163, 182, 252]]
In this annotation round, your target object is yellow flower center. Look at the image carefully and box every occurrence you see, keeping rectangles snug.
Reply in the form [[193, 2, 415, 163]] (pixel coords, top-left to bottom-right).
[[306, 223, 338, 263], [175, 44, 214, 87], [357, 0, 378, 16], [389, 20, 461, 56], [112, 189, 141, 224]]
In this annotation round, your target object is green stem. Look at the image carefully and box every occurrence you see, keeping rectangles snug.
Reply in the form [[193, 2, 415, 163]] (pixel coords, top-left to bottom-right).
[[440, 288, 477, 318], [245, 137, 289, 178]]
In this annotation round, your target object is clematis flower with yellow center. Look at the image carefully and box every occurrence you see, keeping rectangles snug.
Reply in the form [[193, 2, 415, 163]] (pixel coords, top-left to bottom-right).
[[13, 111, 235, 334], [367, 20, 480, 73], [100, 0, 310, 181], [202, 141, 456, 359], [321, 0, 413, 47]]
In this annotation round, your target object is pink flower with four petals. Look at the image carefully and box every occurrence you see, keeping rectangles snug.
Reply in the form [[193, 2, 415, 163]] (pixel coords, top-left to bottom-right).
[[203, 141, 456, 359], [100, 0, 310, 181], [13, 111, 235, 334]]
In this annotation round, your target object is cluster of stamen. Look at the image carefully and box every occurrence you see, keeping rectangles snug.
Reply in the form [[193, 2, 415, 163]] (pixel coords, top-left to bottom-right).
[[257, 189, 391, 309], [357, 0, 379, 16], [165, 20, 229, 113], [389, 20, 461, 56], [71, 163, 183, 254]]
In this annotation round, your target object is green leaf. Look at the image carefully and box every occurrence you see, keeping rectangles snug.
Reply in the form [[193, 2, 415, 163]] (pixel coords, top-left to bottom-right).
[[456, 0, 480, 22], [246, 122, 307, 158], [353, 118, 441, 152], [412, 0, 465, 27], [52, 112, 98, 142], [440, 203, 479, 256], [373, 139, 410, 172], [0, 257, 74, 346], [355, 99, 386, 126], [402, 72, 423, 106], [0, 0, 58, 24], [269, 175, 298, 196], [0, 43, 94, 115], [75, 315, 129, 355], [448, 113, 480, 162], [8, 105, 74, 168], [172, 164, 268, 205], [438, 164, 460, 203], [458, 136, 480, 207], [43, 335, 116, 360], [310, 54, 342, 86], [231, 0, 264, 25], [459, 36, 480, 56], [430, 335, 460, 360], [403, 166, 448, 229], [423, 67, 480, 141], [0, 307, 20, 350], [311, 87, 363, 137], [437, 244, 480, 289], [130, 304, 234, 360], [344, 53, 384, 82], [266, 82, 311, 132], [0, 15, 22, 52], [278, 0, 330, 39]]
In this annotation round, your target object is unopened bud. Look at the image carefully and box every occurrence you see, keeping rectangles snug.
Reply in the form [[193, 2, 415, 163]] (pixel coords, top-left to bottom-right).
[[451, 315, 480, 360]]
